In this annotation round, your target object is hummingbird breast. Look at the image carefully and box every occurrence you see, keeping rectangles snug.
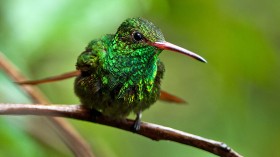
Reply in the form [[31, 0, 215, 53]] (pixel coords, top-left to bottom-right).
[[75, 59, 165, 118]]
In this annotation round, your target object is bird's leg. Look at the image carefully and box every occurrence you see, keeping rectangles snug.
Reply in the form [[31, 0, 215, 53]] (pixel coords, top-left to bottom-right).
[[132, 111, 142, 132], [89, 108, 102, 118], [80, 105, 103, 121]]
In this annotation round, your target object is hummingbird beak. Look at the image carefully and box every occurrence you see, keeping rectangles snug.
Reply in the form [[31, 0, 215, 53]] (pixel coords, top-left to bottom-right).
[[151, 41, 207, 63]]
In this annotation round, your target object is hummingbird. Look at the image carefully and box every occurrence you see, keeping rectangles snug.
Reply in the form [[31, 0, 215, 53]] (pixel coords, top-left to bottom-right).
[[74, 17, 206, 130], [19, 17, 206, 131]]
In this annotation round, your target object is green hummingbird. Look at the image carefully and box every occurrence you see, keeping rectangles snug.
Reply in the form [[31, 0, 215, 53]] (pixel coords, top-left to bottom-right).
[[19, 17, 206, 131], [74, 17, 206, 130]]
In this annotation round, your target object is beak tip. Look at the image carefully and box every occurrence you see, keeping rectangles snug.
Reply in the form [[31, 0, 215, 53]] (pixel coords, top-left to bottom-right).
[[199, 58, 207, 63]]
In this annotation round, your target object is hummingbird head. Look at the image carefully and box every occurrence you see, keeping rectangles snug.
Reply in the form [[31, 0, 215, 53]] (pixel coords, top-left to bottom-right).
[[112, 17, 165, 56], [112, 17, 207, 63]]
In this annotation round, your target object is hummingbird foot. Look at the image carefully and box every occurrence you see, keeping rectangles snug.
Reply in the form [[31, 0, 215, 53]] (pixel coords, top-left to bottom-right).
[[86, 107, 102, 121], [132, 111, 142, 132]]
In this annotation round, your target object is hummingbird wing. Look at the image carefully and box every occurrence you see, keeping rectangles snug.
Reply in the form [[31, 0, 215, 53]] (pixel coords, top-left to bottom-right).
[[159, 90, 187, 104], [17, 70, 80, 85]]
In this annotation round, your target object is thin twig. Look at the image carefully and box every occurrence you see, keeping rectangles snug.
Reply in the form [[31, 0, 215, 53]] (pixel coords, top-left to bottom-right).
[[0, 104, 243, 157], [0, 52, 94, 157]]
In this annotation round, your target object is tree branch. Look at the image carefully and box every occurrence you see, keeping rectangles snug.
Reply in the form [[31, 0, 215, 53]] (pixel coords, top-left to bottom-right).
[[0, 52, 243, 157], [0, 52, 94, 157], [0, 103, 243, 157]]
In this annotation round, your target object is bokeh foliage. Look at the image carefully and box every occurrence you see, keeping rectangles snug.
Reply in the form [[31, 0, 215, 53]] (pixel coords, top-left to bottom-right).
[[0, 0, 279, 157]]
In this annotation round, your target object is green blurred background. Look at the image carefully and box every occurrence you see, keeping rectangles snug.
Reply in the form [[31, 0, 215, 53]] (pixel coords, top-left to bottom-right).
[[0, 0, 279, 157]]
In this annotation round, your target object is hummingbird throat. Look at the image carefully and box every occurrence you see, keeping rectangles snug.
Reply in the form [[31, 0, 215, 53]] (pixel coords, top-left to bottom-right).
[[104, 46, 161, 100]]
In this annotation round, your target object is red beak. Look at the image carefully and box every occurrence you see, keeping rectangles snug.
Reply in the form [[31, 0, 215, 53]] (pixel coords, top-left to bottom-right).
[[152, 41, 207, 63]]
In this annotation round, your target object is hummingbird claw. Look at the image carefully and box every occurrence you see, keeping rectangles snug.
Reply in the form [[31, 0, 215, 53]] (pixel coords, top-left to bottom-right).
[[132, 112, 142, 132], [83, 106, 103, 121]]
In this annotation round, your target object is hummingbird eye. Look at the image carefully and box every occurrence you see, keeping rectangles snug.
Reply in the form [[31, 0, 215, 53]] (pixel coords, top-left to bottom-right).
[[132, 31, 144, 42]]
